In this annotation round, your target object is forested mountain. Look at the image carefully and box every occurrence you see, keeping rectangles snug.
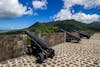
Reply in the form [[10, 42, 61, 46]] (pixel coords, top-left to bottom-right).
[[89, 22, 100, 32], [1, 20, 100, 34], [28, 20, 100, 34]]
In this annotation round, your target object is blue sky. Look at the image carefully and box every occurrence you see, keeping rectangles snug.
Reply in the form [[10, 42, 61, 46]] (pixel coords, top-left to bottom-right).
[[0, 0, 100, 30]]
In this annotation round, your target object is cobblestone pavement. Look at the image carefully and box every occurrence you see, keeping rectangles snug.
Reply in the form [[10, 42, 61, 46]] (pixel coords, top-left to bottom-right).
[[0, 33, 100, 67]]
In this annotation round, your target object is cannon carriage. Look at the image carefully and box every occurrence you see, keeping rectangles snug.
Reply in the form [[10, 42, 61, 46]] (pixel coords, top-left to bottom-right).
[[25, 31, 55, 63]]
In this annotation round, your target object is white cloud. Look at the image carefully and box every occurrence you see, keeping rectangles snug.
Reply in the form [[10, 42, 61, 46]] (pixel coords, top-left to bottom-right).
[[0, 0, 34, 18], [24, 7, 33, 15], [54, 0, 100, 23], [54, 9, 72, 21], [32, 0, 47, 9], [24, 7, 38, 16], [63, 0, 100, 9], [72, 12, 100, 23]]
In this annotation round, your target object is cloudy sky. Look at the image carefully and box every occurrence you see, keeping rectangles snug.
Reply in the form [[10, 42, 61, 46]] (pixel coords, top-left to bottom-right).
[[0, 0, 100, 30]]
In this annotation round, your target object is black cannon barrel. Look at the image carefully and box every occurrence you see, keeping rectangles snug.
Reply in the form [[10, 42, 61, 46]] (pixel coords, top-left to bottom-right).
[[59, 29, 80, 40], [73, 30, 92, 39], [78, 31, 90, 36], [66, 32, 80, 40], [25, 30, 50, 49]]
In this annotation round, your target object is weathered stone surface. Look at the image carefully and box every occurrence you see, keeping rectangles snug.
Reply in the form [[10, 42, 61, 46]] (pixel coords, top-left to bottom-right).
[[0, 34, 27, 62], [40, 32, 66, 46]]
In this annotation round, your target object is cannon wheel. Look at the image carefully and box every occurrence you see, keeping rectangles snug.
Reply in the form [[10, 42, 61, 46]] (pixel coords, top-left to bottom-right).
[[26, 47, 32, 55], [48, 49, 55, 58], [87, 36, 90, 39], [36, 53, 44, 63], [66, 39, 71, 42]]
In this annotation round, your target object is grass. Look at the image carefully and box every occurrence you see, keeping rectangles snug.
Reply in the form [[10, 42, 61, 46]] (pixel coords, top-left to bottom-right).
[[0, 30, 8, 33]]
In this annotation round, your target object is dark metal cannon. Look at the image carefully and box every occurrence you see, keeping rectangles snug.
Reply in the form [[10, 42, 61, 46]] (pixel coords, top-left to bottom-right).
[[25, 30, 55, 63], [66, 32, 81, 43], [59, 29, 81, 43], [78, 31, 92, 39]]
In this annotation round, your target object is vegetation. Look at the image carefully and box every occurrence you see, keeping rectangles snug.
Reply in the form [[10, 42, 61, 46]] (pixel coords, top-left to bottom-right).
[[0, 30, 24, 35], [0, 19, 100, 35], [28, 22, 58, 34], [27, 20, 100, 33], [88, 22, 100, 32]]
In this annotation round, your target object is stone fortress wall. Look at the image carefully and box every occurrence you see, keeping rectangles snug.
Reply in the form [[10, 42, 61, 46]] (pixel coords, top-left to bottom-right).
[[0, 32, 66, 62]]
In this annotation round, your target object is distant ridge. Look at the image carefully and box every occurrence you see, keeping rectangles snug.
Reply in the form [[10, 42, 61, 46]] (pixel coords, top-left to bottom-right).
[[27, 20, 98, 33], [89, 22, 100, 31], [0, 20, 100, 34]]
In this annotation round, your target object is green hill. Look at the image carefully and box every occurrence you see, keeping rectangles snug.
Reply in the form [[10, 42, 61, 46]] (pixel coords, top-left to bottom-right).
[[0, 30, 8, 33], [0, 20, 100, 34], [28, 19, 98, 34], [89, 22, 100, 32]]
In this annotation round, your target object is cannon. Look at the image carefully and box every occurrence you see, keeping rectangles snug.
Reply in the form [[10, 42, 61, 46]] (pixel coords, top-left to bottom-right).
[[25, 30, 55, 63], [59, 29, 81, 43], [66, 32, 81, 43], [78, 31, 92, 39]]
